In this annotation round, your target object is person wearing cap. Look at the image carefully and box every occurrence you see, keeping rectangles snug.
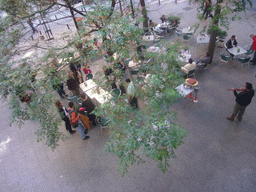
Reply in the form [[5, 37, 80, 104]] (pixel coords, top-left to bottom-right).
[[250, 34, 256, 65], [227, 82, 254, 121]]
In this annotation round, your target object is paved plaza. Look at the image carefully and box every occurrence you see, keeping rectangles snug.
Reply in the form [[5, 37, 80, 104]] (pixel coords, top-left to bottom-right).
[[1, 0, 256, 191]]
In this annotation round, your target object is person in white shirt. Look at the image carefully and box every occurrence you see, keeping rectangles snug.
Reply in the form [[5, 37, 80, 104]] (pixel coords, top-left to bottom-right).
[[181, 58, 196, 75], [126, 78, 138, 109]]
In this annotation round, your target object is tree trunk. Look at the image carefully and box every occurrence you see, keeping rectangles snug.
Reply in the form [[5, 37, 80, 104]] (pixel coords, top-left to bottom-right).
[[140, 0, 148, 29], [119, 0, 123, 15], [207, 3, 221, 63], [64, 0, 79, 31], [130, 0, 135, 18]]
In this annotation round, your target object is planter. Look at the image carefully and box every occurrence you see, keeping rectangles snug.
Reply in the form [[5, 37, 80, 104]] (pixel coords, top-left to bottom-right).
[[217, 39, 224, 48]]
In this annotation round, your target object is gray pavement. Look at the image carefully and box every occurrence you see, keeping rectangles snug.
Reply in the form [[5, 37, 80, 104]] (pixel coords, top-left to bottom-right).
[[1, 0, 256, 191]]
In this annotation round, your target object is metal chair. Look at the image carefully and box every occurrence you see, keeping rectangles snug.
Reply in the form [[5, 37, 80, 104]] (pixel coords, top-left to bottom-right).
[[97, 117, 109, 134], [182, 35, 191, 44], [187, 69, 196, 79], [220, 54, 232, 64], [237, 57, 250, 69], [244, 45, 253, 56], [176, 29, 182, 38], [114, 88, 121, 98], [87, 73, 93, 79]]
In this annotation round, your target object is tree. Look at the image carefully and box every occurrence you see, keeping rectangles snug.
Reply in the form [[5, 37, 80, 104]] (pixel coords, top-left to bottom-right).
[[196, 0, 253, 62], [0, 0, 187, 176]]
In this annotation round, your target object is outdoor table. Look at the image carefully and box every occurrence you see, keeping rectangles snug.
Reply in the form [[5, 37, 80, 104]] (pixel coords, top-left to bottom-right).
[[178, 50, 191, 63], [227, 46, 247, 56], [196, 34, 210, 44], [182, 27, 194, 35], [80, 80, 111, 106], [196, 34, 210, 54], [176, 78, 199, 102]]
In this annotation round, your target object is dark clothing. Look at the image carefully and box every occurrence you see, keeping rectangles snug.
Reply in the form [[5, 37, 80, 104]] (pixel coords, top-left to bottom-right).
[[58, 107, 73, 133], [226, 39, 238, 49], [103, 68, 113, 76], [67, 77, 79, 91], [82, 99, 95, 114], [234, 89, 254, 106], [129, 96, 138, 109], [197, 56, 211, 68], [67, 77, 80, 96], [81, 99, 96, 124]]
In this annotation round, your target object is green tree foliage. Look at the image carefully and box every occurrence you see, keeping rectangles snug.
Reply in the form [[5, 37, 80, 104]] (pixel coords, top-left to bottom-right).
[[0, 0, 188, 175], [196, 0, 253, 61]]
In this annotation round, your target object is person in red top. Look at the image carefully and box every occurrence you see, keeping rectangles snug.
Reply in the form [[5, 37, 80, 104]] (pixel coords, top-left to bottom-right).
[[250, 34, 256, 65], [82, 65, 92, 80]]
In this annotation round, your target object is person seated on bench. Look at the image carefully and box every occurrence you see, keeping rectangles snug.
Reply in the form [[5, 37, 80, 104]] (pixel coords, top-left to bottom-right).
[[196, 52, 211, 68], [181, 58, 196, 76]]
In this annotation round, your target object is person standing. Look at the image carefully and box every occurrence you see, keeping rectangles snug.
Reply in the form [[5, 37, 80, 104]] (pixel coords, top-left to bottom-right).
[[80, 93, 97, 126], [66, 72, 80, 96], [250, 34, 256, 65], [203, 0, 213, 20], [27, 18, 38, 33], [159, 14, 167, 23], [126, 78, 138, 109], [68, 101, 90, 140], [227, 82, 254, 121], [55, 100, 76, 134]]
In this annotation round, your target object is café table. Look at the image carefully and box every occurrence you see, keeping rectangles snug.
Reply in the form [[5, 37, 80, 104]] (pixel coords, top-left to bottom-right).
[[80, 80, 111, 106], [227, 46, 247, 56], [176, 78, 199, 103], [196, 34, 210, 54], [196, 34, 210, 44], [182, 27, 194, 35], [178, 50, 191, 63]]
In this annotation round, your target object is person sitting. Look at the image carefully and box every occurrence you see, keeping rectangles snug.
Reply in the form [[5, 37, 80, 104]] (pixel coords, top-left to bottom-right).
[[181, 58, 196, 77], [196, 52, 211, 68], [226, 35, 238, 59], [159, 14, 167, 23], [226, 35, 238, 49]]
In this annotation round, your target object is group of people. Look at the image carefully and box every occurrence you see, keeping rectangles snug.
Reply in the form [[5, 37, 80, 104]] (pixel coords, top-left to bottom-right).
[[55, 90, 98, 140], [225, 34, 256, 65], [181, 51, 211, 76]]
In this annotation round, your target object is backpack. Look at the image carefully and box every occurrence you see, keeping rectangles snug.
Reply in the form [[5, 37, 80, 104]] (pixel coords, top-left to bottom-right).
[[68, 108, 79, 128]]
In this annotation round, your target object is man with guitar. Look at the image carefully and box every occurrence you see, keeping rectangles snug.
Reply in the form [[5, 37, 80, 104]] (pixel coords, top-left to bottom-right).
[[227, 82, 254, 121]]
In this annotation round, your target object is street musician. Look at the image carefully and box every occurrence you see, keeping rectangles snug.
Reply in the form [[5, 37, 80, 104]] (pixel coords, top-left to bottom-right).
[[227, 82, 254, 121]]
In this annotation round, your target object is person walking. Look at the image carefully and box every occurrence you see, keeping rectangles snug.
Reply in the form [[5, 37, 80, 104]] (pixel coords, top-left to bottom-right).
[[250, 34, 256, 65], [227, 82, 254, 121], [126, 78, 138, 109], [55, 100, 76, 134], [68, 101, 90, 140]]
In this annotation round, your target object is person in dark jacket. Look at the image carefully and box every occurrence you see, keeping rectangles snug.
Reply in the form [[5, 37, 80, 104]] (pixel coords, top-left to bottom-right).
[[55, 100, 76, 134], [66, 72, 80, 96], [80, 92, 97, 126], [226, 35, 238, 59], [226, 35, 238, 49], [196, 52, 211, 68], [227, 82, 255, 121]]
